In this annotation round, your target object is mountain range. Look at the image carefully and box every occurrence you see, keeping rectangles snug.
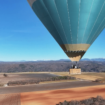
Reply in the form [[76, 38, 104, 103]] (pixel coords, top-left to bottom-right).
[[0, 58, 105, 62]]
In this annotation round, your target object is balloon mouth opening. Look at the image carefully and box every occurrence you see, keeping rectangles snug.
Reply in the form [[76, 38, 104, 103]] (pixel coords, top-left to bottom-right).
[[65, 51, 86, 62], [65, 51, 85, 53]]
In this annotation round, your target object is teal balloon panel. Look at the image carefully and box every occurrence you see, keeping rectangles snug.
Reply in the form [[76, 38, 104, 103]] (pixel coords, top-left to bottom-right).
[[31, 0, 105, 45]]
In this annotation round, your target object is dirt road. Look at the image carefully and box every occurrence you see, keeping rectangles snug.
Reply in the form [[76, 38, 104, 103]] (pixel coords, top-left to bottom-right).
[[0, 81, 105, 94]]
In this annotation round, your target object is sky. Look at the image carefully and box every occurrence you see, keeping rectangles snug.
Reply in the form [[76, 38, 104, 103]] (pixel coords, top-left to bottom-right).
[[0, 0, 105, 61]]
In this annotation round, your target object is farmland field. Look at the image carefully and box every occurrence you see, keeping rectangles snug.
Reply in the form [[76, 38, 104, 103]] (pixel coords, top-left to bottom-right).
[[0, 73, 59, 86], [50, 72, 105, 81]]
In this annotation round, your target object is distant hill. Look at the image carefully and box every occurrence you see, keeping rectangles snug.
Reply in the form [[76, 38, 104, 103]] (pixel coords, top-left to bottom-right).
[[0, 60, 105, 73], [1, 58, 105, 63], [81, 58, 105, 61], [58, 58, 105, 61]]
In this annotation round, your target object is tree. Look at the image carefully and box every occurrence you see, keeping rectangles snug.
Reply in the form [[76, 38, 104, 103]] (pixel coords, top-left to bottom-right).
[[3, 74, 7, 77]]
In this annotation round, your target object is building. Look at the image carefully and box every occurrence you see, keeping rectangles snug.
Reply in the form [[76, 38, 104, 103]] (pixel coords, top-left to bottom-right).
[[69, 68, 81, 74]]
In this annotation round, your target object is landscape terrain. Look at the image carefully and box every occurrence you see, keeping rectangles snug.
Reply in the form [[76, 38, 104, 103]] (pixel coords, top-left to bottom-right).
[[0, 60, 105, 105], [0, 60, 105, 73], [0, 72, 105, 104]]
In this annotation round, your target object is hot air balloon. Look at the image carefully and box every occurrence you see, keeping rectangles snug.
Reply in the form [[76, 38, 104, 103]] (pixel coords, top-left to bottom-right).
[[27, 0, 105, 62]]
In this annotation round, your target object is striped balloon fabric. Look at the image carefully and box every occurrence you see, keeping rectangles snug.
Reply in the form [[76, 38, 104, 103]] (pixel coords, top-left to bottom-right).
[[27, 0, 105, 61]]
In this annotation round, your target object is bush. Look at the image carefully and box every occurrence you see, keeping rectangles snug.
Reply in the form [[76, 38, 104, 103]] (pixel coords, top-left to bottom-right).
[[56, 96, 105, 105], [7, 80, 39, 86], [93, 78, 105, 83], [7, 76, 76, 86], [3, 74, 7, 77], [42, 76, 76, 82]]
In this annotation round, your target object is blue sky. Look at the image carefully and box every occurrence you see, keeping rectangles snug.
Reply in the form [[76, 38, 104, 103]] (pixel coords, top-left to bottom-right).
[[0, 0, 105, 61]]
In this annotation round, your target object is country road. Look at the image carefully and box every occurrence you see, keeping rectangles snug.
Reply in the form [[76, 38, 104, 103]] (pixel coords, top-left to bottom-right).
[[0, 80, 105, 94]]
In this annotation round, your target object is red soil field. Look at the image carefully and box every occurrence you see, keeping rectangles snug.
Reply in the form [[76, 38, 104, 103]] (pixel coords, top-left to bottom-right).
[[0, 93, 20, 105], [21, 85, 105, 105], [0, 85, 105, 105]]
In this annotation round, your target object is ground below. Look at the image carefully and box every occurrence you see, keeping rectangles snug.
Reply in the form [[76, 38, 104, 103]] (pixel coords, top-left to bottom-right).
[[0, 85, 105, 105]]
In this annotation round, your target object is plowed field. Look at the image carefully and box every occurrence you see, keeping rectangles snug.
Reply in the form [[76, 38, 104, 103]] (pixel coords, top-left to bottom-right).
[[0, 85, 105, 105]]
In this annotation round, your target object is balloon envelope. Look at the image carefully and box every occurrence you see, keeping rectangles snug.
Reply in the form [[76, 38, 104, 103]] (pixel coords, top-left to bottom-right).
[[27, 0, 105, 61]]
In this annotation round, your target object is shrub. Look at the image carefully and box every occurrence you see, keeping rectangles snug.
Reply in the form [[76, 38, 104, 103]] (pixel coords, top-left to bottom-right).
[[56, 96, 105, 105], [3, 74, 7, 77]]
